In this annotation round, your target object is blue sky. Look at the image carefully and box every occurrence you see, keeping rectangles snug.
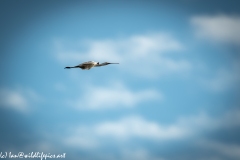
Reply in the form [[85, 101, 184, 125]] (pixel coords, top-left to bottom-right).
[[1, 0, 240, 160]]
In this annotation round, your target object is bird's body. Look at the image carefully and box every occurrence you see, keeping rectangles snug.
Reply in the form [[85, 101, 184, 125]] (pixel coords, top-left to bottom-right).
[[64, 61, 119, 70]]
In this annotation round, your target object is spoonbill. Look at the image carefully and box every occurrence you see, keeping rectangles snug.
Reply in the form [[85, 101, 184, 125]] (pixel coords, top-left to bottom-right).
[[64, 61, 119, 70]]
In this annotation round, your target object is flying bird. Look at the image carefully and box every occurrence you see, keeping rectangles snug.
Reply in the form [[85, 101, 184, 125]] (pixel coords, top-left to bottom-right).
[[64, 61, 119, 70]]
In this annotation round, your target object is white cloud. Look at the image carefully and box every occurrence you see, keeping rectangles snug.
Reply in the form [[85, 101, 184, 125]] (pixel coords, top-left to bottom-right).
[[0, 87, 41, 113], [67, 82, 162, 110], [64, 115, 188, 149], [64, 109, 240, 149], [63, 114, 207, 149], [94, 116, 187, 140], [0, 89, 28, 112], [191, 15, 240, 45], [54, 32, 191, 78]]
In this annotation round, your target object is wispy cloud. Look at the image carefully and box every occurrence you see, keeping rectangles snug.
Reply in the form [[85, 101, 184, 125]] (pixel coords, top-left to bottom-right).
[[54, 32, 191, 78], [0, 89, 28, 112], [198, 140, 240, 159], [119, 148, 165, 160], [191, 15, 240, 45], [67, 82, 162, 110], [0, 87, 41, 113], [64, 115, 188, 149], [201, 61, 240, 92], [64, 109, 240, 149], [93, 116, 187, 140]]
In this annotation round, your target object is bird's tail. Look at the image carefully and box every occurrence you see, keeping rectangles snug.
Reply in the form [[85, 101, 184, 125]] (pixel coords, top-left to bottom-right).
[[64, 66, 78, 69]]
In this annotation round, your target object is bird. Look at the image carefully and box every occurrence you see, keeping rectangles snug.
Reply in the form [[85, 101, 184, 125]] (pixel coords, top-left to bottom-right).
[[64, 61, 119, 70]]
